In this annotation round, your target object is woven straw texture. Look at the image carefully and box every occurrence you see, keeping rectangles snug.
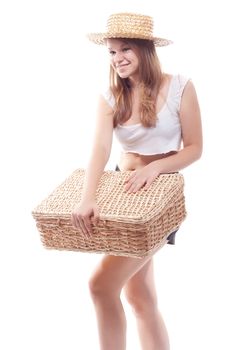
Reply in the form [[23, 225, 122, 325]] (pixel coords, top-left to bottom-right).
[[32, 169, 186, 258], [87, 13, 172, 46]]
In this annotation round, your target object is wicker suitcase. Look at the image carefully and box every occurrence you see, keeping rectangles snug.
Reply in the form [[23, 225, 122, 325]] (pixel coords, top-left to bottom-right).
[[32, 169, 186, 258]]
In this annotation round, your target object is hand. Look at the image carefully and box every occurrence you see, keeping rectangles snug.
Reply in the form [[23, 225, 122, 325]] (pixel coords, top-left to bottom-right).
[[124, 162, 161, 194], [71, 200, 100, 238]]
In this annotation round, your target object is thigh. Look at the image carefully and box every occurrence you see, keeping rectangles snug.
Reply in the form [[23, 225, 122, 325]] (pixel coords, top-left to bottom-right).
[[90, 254, 154, 295], [123, 258, 157, 301]]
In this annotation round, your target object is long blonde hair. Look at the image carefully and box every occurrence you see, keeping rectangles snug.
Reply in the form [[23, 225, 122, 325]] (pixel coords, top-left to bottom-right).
[[109, 39, 163, 128]]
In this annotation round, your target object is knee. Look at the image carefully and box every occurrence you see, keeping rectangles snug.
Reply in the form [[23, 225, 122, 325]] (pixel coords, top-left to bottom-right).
[[89, 275, 103, 299], [88, 274, 116, 301], [125, 290, 157, 316]]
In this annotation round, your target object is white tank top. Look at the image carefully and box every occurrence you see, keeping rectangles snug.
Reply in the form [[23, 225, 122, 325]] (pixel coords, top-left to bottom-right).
[[102, 74, 190, 155]]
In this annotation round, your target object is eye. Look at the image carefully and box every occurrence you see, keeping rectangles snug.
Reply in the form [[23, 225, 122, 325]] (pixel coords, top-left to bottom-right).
[[109, 50, 116, 56], [122, 47, 130, 52]]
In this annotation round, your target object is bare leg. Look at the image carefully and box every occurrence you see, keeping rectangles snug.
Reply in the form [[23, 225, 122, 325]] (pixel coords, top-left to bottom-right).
[[124, 258, 170, 350], [89, 254, 154, 350]]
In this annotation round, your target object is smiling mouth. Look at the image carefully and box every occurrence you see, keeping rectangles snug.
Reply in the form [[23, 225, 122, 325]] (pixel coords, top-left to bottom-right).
[[117, 64, 129, 68]]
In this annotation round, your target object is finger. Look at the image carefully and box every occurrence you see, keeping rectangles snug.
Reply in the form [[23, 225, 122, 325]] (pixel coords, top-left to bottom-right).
[[132, 183, 144, 193], [93, 207, 100, 225], [124, 175, 139, 191], [127, 181, 144, 193], [124, 171, 137, 184], [71, 213, 75, 227], [78, 218, 90, 238], [82, 217, 93, 235], [91, 214, 99, 226], [124, 180, 136, 192], [71, 213, 80, 229], [144, 177, 155, 190]]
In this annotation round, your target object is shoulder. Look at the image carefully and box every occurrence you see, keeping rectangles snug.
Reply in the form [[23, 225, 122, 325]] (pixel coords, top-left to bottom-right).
[[174, 74, 191, 92], [163, 72, 190, 86], [178, 77, 199, 106], [170, 73, 194, 110], [96, 93, 114, 119], [100, 88, 115, 109], [178, 76, 201, 128], [180, 79, 200, 118]]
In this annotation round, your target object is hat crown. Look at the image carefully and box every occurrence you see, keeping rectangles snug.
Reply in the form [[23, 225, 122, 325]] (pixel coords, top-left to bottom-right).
[[106, 13, 154, 39], [87, 12, 172, 47]]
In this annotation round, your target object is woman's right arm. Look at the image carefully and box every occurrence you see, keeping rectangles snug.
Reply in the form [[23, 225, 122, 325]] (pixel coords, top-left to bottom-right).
[[71, 95, 114, 235]]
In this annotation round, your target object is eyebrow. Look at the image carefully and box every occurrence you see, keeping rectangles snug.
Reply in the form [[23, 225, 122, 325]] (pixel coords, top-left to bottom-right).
[[107, 41, 130, 51]]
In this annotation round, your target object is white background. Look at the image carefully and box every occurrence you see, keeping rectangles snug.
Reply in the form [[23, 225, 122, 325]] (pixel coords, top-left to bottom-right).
[[0, 0, 232, 349]]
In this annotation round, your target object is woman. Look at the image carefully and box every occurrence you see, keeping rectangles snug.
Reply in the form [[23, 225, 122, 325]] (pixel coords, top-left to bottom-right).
[[71, 13, 202, 350]]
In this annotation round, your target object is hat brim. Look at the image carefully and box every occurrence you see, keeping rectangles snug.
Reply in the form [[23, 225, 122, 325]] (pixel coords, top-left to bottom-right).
[[87, 32, 173, 47]]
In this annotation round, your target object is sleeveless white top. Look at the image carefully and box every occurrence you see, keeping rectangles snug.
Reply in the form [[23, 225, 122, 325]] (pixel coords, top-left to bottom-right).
[[102, 74, 190, 155]]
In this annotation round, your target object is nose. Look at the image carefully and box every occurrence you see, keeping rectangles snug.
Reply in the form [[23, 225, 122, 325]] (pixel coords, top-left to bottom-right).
[[113, 51, 124, 64]]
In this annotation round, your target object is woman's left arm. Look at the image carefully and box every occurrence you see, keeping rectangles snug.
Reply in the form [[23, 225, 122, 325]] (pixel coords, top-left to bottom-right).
[[124, 81, 203, 193], [155, 80, 203, 173]]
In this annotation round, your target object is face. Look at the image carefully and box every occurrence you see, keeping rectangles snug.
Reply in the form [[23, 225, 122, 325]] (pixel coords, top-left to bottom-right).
[[106, 39, 139, 82]]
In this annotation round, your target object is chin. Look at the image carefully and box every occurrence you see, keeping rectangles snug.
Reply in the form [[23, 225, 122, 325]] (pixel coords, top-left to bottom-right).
[[118, 70, 133, 79], [118, 73, 130, 79]]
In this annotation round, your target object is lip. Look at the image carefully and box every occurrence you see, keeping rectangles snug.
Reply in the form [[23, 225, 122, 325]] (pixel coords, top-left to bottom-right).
[[117, 63, 129, 68]]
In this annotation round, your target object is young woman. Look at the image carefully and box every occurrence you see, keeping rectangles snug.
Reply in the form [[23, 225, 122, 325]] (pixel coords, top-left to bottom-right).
[[71, 13, 202, 350]]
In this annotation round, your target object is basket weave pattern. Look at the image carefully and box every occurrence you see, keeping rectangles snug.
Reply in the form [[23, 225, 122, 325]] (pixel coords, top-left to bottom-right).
[[87, 13, 173, 46], [107, 13, 153, 39], [32, 169, 186, 258]]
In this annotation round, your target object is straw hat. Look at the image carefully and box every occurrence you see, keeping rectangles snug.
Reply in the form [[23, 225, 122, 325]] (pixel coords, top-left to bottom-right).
[[87, 12, 172, 47]]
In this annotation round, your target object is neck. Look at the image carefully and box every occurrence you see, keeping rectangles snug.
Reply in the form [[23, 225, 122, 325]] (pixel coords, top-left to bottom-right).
[[128, 75, 140, 88]]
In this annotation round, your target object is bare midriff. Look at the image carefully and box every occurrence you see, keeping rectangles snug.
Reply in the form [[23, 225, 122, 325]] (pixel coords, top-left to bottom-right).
[[118, 151, 177, 171]]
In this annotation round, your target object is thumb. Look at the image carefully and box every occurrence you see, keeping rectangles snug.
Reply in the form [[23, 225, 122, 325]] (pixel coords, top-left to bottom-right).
[[92, 206, 100, 224]]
